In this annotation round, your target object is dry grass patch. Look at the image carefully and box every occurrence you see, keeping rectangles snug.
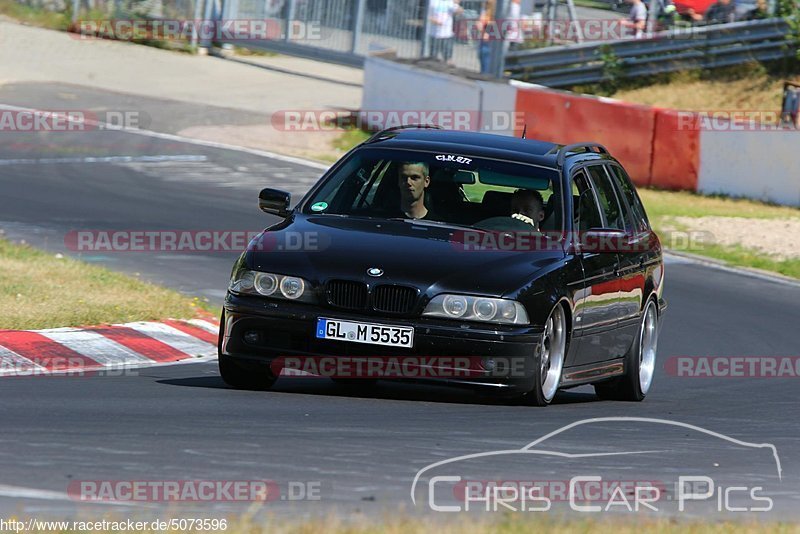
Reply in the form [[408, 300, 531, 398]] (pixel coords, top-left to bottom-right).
[[0, 238, 207, 330]]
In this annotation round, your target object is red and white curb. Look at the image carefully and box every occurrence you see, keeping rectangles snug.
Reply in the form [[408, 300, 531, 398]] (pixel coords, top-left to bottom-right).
[[0, 319, 219, 376]]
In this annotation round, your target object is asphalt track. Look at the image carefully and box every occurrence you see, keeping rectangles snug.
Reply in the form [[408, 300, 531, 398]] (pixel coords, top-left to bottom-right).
[[1, 86, 799, 522]]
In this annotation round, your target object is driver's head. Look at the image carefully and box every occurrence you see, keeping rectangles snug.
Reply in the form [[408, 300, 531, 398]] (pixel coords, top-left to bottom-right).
[[511, 189, 545, 222], [397, 162, 430, 204]]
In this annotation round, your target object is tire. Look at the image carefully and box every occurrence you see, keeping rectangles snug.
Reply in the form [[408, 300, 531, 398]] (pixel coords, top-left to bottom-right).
[[594, 298, 659, 402], [217, 311, 278, 390], [519, 304, 568, 406]]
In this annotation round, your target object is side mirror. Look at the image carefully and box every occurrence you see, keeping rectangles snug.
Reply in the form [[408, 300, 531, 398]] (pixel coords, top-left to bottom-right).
[[579, 228, 627, 254], [258, 188, 291, 217]]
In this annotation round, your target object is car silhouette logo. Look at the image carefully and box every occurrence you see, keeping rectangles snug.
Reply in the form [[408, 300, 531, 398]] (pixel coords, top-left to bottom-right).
[[367, 267, 383, 277]]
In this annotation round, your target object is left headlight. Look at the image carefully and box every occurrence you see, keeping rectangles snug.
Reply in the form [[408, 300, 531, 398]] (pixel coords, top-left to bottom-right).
[[229, 269, 315, 303], [422, 294, 529, 325]]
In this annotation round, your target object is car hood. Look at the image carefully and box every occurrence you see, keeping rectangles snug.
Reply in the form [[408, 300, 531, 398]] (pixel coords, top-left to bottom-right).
[[246, 215, 565, 297]]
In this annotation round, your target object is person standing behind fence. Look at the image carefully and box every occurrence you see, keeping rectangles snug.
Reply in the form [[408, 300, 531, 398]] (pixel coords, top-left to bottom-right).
[[504, 0, 524, 53], [477, 0, 496, 74], [621, 0, 647, 38], [704, 0, 736, 24], [428, 0, 463, 63]]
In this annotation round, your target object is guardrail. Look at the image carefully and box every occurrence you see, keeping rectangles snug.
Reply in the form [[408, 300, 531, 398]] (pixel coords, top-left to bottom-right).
[[505, 18, 794, 87]]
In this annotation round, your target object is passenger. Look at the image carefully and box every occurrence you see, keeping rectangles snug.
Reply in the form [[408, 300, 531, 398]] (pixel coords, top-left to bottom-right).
[[476, 189, 545, 232], [397, 162, 434, 220], [510, 189, 545, 231]]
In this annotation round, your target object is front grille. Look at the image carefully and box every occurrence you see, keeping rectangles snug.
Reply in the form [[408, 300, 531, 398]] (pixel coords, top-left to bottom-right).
[[372, 285, 418, 314], [326, 280, 368, 310]]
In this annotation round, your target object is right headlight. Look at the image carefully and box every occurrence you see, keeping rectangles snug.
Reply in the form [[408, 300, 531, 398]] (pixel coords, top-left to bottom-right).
[[422, 294, 529, 325], [229, 269, 315, 303]]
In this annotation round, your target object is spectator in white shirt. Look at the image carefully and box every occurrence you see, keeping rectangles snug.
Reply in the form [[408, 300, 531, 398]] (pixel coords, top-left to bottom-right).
[[621, 0, 647, 38], [427, 0, 463, 63]]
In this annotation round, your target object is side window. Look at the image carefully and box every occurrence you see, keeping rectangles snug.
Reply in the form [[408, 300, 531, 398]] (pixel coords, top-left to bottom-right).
[[572, 169, 603, 232], [608, 165, 650, 233], [587, 166, 626, 231]]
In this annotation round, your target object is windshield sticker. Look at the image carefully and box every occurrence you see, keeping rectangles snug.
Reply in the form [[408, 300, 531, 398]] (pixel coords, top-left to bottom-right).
[[435, 154, 473, 165], [310, 202, 328, 212]]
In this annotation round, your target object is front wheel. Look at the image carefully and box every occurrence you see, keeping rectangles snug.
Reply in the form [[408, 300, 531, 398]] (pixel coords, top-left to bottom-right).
[[594, 298, 659, 401], [519, 304, 568, 406]]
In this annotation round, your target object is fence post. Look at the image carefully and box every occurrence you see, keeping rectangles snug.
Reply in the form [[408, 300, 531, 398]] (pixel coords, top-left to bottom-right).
[[71, 0, 79, 23], [285, 0, 296, 42], [351, 0, 367, 53], [421, 0, 432, 58], [490, 0, 509, 77]]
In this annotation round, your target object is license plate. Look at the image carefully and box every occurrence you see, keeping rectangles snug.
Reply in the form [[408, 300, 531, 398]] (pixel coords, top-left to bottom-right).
[[316, 318, 414, 348]]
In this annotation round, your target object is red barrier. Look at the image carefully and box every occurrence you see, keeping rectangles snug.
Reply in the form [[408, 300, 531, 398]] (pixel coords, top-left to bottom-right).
[[649, 109, 700, 190], [514, 87, 656, 185]]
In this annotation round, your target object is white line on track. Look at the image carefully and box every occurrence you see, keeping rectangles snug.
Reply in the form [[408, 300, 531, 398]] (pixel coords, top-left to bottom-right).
[[0, 155, 207, 166], [0, 103, 330, 171], [0, 484, 135, 505]]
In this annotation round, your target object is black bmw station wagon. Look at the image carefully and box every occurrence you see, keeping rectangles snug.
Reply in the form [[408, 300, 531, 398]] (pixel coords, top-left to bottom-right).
[[219, 126, 666, 406]]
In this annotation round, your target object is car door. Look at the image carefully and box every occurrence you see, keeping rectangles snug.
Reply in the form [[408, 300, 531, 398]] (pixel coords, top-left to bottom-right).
[[569, 166, 623, 367], [605, 164, 656, 351]]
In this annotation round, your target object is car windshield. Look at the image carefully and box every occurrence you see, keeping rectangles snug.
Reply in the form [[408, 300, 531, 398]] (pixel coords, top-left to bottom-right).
[[302, 147, 563, 233]]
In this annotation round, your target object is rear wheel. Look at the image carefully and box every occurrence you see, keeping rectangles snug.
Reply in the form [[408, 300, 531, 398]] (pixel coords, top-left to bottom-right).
[[217, 311, 278, 390], [594, 298, 659, 401], [520, 304, 567, 406]]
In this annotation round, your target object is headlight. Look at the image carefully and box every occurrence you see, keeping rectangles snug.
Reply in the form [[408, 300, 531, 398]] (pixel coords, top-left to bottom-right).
[[229, 269, 314, 303], [423, 294, 528, 325]]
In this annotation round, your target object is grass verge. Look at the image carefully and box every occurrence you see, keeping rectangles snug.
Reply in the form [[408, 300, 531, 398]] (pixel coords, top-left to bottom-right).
[[0, 238, 210, 330], [0, 0, 70, 30], [638, 189, 800, 279]]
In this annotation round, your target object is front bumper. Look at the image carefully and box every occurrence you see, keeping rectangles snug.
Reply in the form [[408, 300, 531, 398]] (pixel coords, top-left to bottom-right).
[[221, 293, 544, 393]]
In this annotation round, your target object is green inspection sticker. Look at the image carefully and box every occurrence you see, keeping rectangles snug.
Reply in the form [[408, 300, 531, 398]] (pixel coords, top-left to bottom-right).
[[310, 202, 328, 212]]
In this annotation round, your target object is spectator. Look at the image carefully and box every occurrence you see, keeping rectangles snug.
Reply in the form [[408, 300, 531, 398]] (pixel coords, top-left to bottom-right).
[[745, 0, 769, 20], [704, 0, 737, 24], [478, 0, 497, 74], [621, 0, 648, 39], [427, 0, 463, 63], [781, 86, 799, 129], [504, 0, 524, 53]]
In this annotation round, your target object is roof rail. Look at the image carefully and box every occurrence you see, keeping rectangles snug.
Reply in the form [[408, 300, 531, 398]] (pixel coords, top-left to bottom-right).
[[365, 124, 442, 144], [555, 143, 609, 166]]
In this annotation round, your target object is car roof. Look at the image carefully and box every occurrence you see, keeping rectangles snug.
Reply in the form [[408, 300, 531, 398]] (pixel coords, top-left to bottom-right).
[[361, 128, 608, 170]]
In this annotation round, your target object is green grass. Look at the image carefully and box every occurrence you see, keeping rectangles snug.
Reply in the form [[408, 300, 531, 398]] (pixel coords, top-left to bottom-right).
[[332, 128, 371, 152], [638, 189, 800, 279], [0, 238, 211, 330], [638, 189, 800, 221], [0, 0, 71, 30]]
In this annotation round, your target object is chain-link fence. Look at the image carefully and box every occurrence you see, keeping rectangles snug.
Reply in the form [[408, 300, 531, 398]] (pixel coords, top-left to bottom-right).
[[13, 0, 492, 71]]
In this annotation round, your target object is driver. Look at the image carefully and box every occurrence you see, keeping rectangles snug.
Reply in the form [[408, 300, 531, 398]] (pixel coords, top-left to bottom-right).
[[397, 162, 435, 220]]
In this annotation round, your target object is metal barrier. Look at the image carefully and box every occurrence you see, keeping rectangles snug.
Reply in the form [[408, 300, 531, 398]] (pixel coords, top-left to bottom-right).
[[505, 18, 795, 87]]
